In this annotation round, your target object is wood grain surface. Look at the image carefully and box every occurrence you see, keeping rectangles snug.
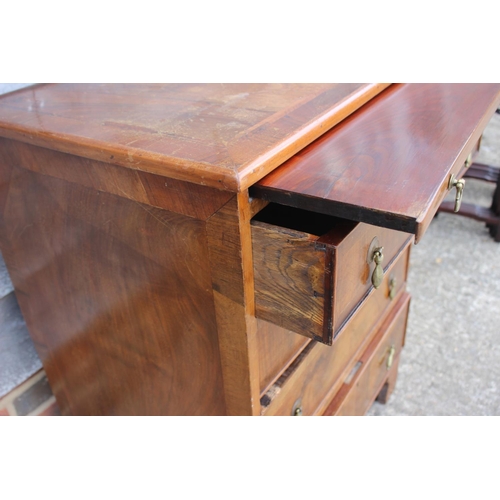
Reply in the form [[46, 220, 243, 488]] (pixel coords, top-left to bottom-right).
[[256, 319, 311, 395], [0, 138, 234, 221], [324, 293, 410, 416], [0, 83, 390, 191], [206, 194, 261, 415], [252, 84, 500, 242], [0, 160, 227, 415], [252, 217, 328, 341]]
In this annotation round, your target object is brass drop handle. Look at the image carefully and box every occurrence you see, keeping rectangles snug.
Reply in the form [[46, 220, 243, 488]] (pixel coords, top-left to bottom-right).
[[387, 345, 396, 369], [293, 407, 303, 416], [448, 174, 465, 213], [371, 247, 384, 289]]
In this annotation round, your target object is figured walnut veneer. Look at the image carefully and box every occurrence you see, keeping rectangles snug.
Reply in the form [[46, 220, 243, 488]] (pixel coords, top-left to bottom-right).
[[0, 145, 228, 415], [0, 83, 389, 191]]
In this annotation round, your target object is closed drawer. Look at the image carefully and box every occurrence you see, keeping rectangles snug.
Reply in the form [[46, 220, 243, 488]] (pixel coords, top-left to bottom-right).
[[252, 203, 411, 345], [260, 241, 411, 415], [324, 292, 410, 416]]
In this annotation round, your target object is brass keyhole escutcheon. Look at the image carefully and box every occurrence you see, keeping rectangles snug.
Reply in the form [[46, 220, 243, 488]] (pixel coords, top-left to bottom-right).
[[387, 345, 396, 369], [448, 174, 465, 213], [389, 277, 396, 300]]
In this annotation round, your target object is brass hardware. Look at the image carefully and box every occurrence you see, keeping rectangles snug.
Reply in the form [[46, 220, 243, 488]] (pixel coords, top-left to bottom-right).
[[464, 152, 473, 169], [371, 248, 384, 289], [292, 398, 303, 416], [367, 237, 384, 289], [367, 237, 380, 264], [448, 174, 465, 213], [387, 345, 396, 369], [389, 277, 396, 300]]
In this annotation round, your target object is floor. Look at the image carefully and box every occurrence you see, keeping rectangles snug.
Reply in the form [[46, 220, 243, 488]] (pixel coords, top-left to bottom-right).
[[0, 85, 499, 416]]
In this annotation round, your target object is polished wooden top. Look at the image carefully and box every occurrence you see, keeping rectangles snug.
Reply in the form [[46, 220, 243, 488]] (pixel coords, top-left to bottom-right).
[[0, 83, 389, 191], [252, 83, 500, 241]]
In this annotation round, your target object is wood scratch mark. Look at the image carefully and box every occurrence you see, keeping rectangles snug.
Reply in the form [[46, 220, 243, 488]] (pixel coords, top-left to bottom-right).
[[16, 223, 33, 239], [138, 204, 171, 229]]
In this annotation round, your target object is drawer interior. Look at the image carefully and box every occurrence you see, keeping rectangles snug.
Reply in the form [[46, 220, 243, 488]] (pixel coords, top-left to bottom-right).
[[252, 203, 356, 239]]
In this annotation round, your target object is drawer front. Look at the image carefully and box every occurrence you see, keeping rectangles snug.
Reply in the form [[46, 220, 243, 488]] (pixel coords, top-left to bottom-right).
[[260, 242, 411, 416], [324, 293, 410, 416], [252, 203, 411, 345], [331, 218, 409, 333]]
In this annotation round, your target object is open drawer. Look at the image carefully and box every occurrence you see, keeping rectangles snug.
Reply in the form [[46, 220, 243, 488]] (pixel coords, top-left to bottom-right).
[[251, 203, 411, 345], [251, 84, 500, 243]]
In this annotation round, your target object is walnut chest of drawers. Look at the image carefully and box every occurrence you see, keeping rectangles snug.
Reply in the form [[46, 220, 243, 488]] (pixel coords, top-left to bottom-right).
[[0, 83, 499, 415]]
